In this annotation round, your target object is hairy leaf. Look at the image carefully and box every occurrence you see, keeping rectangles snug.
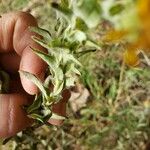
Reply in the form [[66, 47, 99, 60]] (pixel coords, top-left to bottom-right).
[[19, 71, 48, 99], [51, 113, 66, 120]]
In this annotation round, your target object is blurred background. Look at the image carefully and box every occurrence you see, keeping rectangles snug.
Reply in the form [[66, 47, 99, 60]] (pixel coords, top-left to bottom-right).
[[0, 0, 150, 149]]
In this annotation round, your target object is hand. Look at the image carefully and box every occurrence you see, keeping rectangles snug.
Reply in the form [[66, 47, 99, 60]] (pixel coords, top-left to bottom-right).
[[0, 12, 70, 139]]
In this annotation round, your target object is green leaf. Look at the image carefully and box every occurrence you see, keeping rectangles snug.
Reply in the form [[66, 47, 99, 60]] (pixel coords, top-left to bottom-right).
[[86, 39, 101, 49], [19, 71, 48, 99], [31, 48, 63, 81], [109, 4, 124, 16], [31, 47, 65, 96], [42, 108, 52, 117], [27, 95, 42, 114], [28, 113, 45, 123], [28, 110, 52, 123], [67, 54, 82, 66], [64, 64, 80, 87], [65, 76, 76, 87], [1, 137, 12, 145], [32, 36, 55, 54], [108, 79, 117, 100], [71, 66, 81, 75], [44, 75, 52, 88], [51, 113, 66, 120], [73, 0, 102, 28], [53, 80, 64, 96], [65, 63, 80, 76], [31, 47, 56, 67], [57, 48, 81, 66], [51, 2, 72, 20], [75, 17, 88, 31], [52, 67, 64, 82], [69, 30, 87, 43], [61, 0, 69, 7], [76, 48, 96, 57], [30, 27, 51, 42]]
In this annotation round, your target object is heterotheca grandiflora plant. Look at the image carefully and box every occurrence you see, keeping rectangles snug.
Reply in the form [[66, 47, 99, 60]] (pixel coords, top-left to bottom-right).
[[0, 0, 101, 137]]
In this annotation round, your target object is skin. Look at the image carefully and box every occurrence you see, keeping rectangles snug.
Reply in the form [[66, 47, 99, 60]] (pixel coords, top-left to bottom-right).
[[0, 12, 70, 139]]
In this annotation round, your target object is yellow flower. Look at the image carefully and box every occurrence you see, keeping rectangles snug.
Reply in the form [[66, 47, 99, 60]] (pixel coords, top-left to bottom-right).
[[137, 0, 150, 51], [102, 30, 127, 43], [124, 45, 140, 66], [122, 0, 150, 66], [101, 0, 150, 67], [137, 0, 150, 22]]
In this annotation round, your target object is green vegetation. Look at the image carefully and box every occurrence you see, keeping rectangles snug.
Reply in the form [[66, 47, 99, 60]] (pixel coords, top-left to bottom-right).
[[0, 0, 150, 149]]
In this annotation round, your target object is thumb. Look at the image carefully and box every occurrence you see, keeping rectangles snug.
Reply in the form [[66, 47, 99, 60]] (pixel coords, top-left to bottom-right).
[[0, 12, 47, 95]]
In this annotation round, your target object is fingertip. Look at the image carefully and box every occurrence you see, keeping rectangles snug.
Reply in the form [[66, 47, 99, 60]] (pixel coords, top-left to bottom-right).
[[48, 119, 64, 126], [20, 75, 39, 95], [19, 46, 46, 95], [19, 70, 45, 95], [48, 90, 70, 126]]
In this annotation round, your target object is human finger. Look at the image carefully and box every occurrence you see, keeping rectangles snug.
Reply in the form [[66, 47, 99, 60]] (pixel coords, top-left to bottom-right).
[[0, 94, 32, 138], [0, 12, 47, 95], [48, 89, 71, 126]]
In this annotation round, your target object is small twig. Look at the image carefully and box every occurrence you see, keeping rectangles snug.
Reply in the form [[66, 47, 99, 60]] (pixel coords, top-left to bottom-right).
[[115, 60, 125, 103], [140, 50, 150, 67]]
